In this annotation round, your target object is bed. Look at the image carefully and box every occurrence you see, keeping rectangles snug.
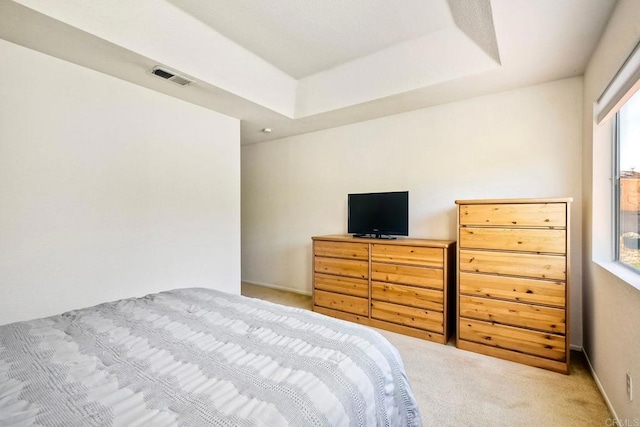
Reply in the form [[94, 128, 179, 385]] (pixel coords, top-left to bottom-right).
[[0, 287, 422, 426]]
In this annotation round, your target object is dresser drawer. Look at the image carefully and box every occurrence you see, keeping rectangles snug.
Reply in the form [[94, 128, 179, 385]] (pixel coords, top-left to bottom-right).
[[314, 290, 368, 316], [459, 250, 566, 280], [372, 282, 443, 311], [314, 240, 369, 260], [314, 257, 368, 279], [459, 295, 565, 334], [459, 203, 566, 228], [371, 262, 443, 289], [372, 301, 443, 333], [459, 272, 565, 307], [459, 227, 566, 254], [459, 318, 565, 361], [314, 273, 368, 298], [372, 244, 443, 267]]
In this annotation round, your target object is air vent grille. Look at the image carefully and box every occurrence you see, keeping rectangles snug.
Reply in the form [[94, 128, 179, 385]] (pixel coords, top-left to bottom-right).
[[150, 66, 194, 87]]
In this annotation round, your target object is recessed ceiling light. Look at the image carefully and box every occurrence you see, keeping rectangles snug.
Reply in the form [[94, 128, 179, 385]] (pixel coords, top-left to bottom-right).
[[261, 128, 272, 133]]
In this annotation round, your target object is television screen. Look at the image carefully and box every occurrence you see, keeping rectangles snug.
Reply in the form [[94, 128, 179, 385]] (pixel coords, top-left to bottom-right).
[[348, 191, 409, 238]]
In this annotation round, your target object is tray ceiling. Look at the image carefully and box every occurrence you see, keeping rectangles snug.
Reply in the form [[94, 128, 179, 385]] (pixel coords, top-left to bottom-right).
[[0, 0, 617, 144]]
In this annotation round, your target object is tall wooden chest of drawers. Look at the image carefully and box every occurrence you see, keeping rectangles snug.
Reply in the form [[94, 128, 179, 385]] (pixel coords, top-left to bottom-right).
[[312, 235, 456, 344], [455, 198, 571, 373]]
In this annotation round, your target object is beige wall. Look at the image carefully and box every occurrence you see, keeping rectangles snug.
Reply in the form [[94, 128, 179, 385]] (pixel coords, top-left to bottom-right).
[[242, 77, 584, 346], [0, 40, 241, 325], [582, 0, 640, 421]]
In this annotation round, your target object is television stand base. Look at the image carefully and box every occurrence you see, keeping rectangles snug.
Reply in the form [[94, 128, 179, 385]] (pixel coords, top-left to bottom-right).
[[353, 233, 397, 240]]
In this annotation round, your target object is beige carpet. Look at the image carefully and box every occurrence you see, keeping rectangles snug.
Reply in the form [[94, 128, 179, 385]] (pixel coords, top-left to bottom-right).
[[242, 282, 612, 426]]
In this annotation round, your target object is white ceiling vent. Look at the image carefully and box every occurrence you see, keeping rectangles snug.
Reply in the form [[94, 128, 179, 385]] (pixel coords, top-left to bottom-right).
[[149, 66, 194, 86]]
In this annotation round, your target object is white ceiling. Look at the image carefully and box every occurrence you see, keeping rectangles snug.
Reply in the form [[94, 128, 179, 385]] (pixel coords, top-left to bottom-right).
[[168, 0, 455, 79], [0, 0, 617, 145]]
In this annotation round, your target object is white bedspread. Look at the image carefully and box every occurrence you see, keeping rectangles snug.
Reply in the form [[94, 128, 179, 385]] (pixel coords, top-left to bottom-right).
[[0, 287, 422, 426]]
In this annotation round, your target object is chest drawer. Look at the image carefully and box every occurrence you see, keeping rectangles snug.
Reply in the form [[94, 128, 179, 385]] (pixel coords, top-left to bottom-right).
[[459, 318, 566, 361], [459, 295, 565, 334], [314, 240, 369, 260], [314, 257, 368, 279], [459, 203, 566, 228], [314, 290, 368, 316], [314, 273, 368, 298], [372, 244, 443, 267], [459, 272, 565, 307], [371, 262, 443, 289], [371, 301, 443, 333], [459, 227, 566, 254], [372, 282, 443, 311], [459, 250, 566, 280]]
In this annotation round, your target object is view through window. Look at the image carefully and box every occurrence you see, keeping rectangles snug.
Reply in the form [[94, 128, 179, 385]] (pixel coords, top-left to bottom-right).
[[616, 89, 640, 271]]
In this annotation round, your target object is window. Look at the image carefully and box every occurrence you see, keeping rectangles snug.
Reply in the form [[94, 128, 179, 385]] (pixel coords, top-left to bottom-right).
[[592, 40, 640, 288], [615, 89, 640, 271]]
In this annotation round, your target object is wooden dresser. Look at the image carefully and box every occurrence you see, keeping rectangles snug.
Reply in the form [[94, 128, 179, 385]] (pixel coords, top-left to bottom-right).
[[455, 198, 571, 373], [312, 235, 456, 344]]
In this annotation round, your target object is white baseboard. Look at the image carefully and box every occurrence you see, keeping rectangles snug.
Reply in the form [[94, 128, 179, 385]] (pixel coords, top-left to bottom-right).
[[570, 344, 583, 351], [583, 349, 619, 425], [242, 280, 312, 296]]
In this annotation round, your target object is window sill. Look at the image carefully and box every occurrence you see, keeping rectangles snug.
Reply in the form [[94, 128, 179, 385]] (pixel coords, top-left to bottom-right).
[[593, 259, 640, 292]]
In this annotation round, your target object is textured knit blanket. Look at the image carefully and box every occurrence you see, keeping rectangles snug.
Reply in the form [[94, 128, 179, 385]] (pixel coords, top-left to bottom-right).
[[0, 287, 422, 426]]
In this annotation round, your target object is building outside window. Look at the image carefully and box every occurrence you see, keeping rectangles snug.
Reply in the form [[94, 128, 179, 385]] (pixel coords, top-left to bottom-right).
[[616, 89, 640, 270]]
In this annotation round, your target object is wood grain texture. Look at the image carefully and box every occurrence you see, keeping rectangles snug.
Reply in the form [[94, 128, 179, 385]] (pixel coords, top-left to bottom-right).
[[458, 203, 566, 228], [371, 300, 443, 332], [371, 244, 443, 267], [457, 340, 568, 374], [314, 240, 368, 260], [313, 306, 445, 344], [459, 318, 565, 361], [371, 262, 443, 289], [459, 295, 565, 334], [455, 197, 572, 205], [314, 290, 368, 316], [459, 227, 566, 254], [313, 305, 368, 325], [314, 273, 369, 298], [314, 257, 369, 279], [459, 249, 566, 280], [456, 199, 570, 373], [312, 235, 454, 344], [459, 272, 565, 307], [368, 318, 445, 344], [312, 234, 455, 248], [371, 282, 443, 311]]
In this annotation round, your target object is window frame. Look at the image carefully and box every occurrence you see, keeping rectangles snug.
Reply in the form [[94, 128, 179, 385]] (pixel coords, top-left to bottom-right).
[[592, 39, 640, 292], [612, 96, 640, 277], [613, 112, 621, 264]]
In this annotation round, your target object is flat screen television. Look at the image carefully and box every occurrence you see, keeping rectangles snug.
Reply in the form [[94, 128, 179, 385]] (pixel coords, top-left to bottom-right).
[[348, 191, 409, 239]]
